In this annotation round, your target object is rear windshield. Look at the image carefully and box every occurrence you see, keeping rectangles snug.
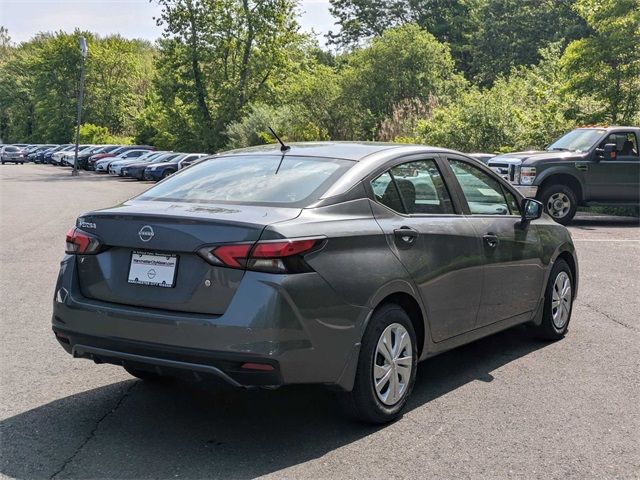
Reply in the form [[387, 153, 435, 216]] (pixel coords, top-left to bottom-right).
[[136, 155, 354, 207]]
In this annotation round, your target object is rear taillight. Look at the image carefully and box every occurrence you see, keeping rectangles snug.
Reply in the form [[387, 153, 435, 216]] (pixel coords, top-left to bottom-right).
[[65, 227, 102, 254], [198, 238, 322, 274]]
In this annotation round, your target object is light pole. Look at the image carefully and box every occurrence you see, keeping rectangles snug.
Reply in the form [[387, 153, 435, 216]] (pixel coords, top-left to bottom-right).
[[72, 37, 88, 177]]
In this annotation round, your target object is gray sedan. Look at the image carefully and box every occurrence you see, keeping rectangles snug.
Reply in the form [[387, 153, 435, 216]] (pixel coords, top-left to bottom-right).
[[53, 142, 578, 423]]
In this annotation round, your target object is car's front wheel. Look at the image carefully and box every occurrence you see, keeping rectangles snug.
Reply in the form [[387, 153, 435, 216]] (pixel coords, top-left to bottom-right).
[[532, 259, 574, 340], [342, 303, 417, 424], [539, 184, 578, 225]]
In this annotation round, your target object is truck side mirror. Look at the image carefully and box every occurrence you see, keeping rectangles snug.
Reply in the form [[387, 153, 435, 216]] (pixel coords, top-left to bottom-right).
[[603, 143, 617, 160], [596, 143, 617, 160]]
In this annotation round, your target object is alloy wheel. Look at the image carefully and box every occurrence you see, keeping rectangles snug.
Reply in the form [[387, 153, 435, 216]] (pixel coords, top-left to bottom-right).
[[547, 192, 571, 219], [551, 271, 572, 329], [373, 323, 413, 406]]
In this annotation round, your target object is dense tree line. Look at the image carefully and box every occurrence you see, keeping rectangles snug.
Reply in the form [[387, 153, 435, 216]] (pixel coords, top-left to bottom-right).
[[1, 0, 638, 153]]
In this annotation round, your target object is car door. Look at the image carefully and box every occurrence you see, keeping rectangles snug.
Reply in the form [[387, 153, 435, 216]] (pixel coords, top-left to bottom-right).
[[586, 131, 640, 201], [368, 155, 484, 342], [445, 156, 545, 328]]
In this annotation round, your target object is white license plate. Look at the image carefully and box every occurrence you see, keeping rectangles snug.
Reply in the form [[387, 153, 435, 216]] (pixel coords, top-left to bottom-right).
[[128, 251, 178, 288]]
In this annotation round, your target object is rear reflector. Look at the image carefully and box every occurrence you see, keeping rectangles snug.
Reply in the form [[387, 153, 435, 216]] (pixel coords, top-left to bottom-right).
[[241, 362, 275, 371]]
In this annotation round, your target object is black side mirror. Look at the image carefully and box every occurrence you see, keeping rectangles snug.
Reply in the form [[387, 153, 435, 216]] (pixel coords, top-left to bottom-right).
[[521, 198, 543, 222], [595, 143, 617, 161]]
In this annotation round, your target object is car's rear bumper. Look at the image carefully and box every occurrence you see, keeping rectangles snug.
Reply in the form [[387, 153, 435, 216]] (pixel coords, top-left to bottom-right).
[[52, 256, 369, 390]]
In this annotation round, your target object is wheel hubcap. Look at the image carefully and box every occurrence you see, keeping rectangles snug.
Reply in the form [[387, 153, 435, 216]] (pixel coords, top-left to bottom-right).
[[373, 323, 413, 406], [551, 271, 572, 330], [547, 193, 571, 218]]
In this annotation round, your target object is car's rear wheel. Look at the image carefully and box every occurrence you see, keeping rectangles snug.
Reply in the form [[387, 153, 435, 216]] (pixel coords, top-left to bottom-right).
[[161, 169, 175, 179], [341, 303, 417, 424], [539, 184, 578, 225], [123, 365, 165, 381], [532, 259, 573, 340]]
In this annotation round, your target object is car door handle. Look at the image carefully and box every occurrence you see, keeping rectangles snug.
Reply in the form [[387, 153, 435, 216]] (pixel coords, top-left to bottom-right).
[[483, 234, 499, 248], [394, 227, 419, 246]]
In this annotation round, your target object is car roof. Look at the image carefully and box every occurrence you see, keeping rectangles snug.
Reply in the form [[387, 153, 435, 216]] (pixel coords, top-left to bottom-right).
[[218, 141, 455, 162]]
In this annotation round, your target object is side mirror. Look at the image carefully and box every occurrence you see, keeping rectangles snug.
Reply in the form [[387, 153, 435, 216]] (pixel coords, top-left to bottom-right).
[[521, 198, 543, 222], [603, 143, 617, 160], [596, 143, 617, 160]]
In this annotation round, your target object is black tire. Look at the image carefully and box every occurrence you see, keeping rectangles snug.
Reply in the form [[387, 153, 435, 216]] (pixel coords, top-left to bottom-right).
[[341, 303, 418, 424], [532, 259, 574, 341], [123, 365, 165, 381], [539, 183, 578, 225], [161, 169, 175, 179]]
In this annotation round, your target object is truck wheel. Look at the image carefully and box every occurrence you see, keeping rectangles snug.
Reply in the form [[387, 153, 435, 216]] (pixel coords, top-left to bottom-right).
[[539, 184, 577, 225]]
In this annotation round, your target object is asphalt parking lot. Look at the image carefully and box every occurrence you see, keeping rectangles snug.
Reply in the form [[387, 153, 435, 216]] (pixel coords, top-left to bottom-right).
[[1, 164, 639, 479]]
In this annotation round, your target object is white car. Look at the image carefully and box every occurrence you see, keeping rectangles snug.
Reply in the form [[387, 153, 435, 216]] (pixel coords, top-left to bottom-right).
[[94, 149, 151, 173], [51, 146, 77, 165], [108, 151, 168, 176], [61, 145, 98, 166], [177, 153, 208, 169]]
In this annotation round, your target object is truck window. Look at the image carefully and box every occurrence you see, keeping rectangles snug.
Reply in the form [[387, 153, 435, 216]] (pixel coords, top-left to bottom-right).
[[600, 132, 639, 159]]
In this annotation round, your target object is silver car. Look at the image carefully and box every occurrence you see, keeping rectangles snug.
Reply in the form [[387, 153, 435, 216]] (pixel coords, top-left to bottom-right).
[[1, 145, 26, 164], [53, 142, 578, 423]]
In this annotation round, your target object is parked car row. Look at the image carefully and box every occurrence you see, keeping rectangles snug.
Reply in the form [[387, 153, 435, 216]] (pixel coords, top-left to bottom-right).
[[0, 142, 209, 182]]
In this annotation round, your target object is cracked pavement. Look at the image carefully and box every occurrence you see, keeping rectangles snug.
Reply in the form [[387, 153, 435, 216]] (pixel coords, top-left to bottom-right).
[[1, 165, 639, 479]]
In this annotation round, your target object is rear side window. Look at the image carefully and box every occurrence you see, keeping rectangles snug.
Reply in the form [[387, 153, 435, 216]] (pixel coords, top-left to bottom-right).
[[372, 159, 454, 214], [137, 155, 353, 207]]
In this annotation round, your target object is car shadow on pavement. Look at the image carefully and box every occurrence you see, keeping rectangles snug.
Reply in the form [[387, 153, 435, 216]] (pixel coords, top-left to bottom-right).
[[0, 326, 546, 480]]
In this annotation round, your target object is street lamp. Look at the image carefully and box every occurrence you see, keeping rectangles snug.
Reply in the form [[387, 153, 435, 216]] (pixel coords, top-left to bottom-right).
[[72, 37, 88, 177]]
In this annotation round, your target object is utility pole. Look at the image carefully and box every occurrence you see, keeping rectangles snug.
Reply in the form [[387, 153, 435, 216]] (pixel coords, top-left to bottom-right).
[[72, 37, 88, 177]]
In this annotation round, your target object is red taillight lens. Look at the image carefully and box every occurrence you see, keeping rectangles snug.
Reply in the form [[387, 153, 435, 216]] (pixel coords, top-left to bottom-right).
[[252, 239, 318, 258], [198, 238, 321, 273], [65, 227, 102, 254], [210, 244, 252, 268]]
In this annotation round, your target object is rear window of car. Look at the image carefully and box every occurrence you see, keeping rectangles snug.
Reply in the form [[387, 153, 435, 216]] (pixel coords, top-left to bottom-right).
[[136, 155, 354, 207], [5, 146, 18, 152]]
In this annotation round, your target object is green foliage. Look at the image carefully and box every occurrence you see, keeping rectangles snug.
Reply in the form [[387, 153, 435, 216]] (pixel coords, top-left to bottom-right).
[[561, 0, 640, 124], [469, 0, 588, 85], [153, 0, 300, 151], [0, 30, 155, 143], [1, 0, 638, 151], [338, 24, 466, 139], [79, 123, 132, 144], [418, 46, 576, 152]]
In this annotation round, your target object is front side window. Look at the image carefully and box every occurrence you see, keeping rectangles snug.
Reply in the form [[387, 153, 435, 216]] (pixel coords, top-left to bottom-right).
[[372, 159, 454, 214], [600, 132, 639, 159], [137, 155, 353, 207], [449, 160, 510, 215]]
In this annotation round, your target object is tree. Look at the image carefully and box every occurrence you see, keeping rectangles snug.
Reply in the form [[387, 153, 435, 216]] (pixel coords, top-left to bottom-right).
[[418, 46, 575, 152], [337, 24, 465, 139], [561, 0, 640, 124], [327, 0, 481, 74], [154, 0, 300, 151], [468, 0, 588, 84]]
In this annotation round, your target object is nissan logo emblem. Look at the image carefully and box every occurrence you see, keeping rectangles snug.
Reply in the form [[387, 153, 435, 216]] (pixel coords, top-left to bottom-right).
[[138, 225, 154, 242]]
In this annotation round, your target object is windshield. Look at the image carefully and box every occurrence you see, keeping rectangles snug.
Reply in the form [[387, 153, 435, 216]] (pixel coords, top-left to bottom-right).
[[136, 155, 354, 207], [547, 129, 606, 152]]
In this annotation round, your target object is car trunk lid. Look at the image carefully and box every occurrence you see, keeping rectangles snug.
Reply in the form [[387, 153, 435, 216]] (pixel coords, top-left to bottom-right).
[[75, 200, 301, 315]]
